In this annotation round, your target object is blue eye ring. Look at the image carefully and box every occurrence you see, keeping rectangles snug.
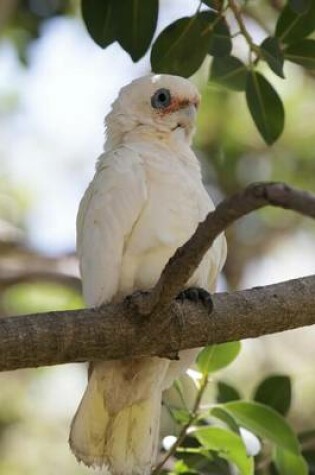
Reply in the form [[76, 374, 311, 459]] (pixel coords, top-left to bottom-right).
[[151, 88, 171, 109]]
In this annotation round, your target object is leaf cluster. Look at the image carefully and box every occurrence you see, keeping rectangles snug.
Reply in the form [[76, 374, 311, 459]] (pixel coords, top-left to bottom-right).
[[161, 342, 315, 475], [81, 0, 315, 144]]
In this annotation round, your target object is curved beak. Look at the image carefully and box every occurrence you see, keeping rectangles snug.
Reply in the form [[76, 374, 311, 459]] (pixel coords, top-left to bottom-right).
[[182, 103, 197, 122], [173, 103, 198, 141]]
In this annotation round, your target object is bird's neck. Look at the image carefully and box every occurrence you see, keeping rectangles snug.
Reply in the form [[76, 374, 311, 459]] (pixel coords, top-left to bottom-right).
[[101, 124, 200, 176], [105, 123, 193, 152]]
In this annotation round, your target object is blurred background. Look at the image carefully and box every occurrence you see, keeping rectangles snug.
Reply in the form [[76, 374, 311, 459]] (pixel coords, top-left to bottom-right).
[[0, 0, 314, 473]]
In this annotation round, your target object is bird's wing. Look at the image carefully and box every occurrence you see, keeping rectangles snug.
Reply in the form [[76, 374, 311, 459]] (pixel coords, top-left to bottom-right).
[[77, 148, 147, 307]]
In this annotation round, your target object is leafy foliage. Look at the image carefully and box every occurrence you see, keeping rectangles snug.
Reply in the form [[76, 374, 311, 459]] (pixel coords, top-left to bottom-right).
[[274, 447, 308, 475], [80, 0, 315, 145], [224, 401, 299, 454], [151, 12, 215, 77], [275, 1, 315, 43], [285, 39, 315, 69], [253, 375, 291, 416], [260, 37, 285, 78], [113, 0, 158, 61], [245, 71, 285, 145], [217, 381, 241, 403], [211, 406, 240, 433], [208, 16, 232, 57], [210, 56, 248, 91], [82, 0, 158, 60], [195, 426, 254, 475], [197, 341, 241, 374], [81, 0, 116, 48], [163, 344, 311, 474]]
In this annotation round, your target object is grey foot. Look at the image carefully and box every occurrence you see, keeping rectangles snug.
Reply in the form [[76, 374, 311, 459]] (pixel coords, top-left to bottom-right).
[[176, 287, 213, 313]]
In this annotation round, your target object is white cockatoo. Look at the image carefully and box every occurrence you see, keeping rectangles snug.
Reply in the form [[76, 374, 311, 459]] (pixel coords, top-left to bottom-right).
[[69, 74, 227, 475]]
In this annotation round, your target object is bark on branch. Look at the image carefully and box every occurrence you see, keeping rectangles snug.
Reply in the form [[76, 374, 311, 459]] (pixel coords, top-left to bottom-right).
[[0, 181, 314, 372], [0, 275, 314, 372]]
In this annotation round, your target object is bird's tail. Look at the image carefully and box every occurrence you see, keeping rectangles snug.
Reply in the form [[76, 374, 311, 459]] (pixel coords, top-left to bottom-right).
[[69, 366, 162, 475]]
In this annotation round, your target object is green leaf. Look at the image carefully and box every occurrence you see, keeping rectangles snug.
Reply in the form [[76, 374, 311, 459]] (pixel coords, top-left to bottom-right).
[[208, 17, 232, 57], [113, 0, 158, 61], [285, 39, 315, 69], [260, 37, 285, 78], [245, 71, 285, 145], [211, 406, 240, 433], [210, 56, 248, 91], [275, 1, 315, 43], [253, 375, 291, 416], [151, 11, 216, 77], [224, 401, 300, 455], [173, 379, 189, 410], [175, 446, 218, 470], [197, 341, 241, 374], [194, 427, 254, 475], [289, 0, 311, 14], [81, 0, 116, 48], [217, 381, 241, 403], [172, 460, 198, 474], [274, 447, 308, 475], [169, 407, 191, 425]]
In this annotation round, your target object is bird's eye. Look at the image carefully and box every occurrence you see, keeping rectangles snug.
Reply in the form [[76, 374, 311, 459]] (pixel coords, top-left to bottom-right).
[[151, 88, 171, 109]]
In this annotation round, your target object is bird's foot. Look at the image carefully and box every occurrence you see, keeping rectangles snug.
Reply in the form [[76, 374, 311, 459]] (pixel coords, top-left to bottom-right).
[[176, 287, 213, 313], [124, 290, 151, 318]]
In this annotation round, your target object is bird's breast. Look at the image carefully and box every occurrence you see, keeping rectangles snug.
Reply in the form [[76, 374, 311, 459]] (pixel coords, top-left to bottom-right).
[[118, 144, 214, 294]]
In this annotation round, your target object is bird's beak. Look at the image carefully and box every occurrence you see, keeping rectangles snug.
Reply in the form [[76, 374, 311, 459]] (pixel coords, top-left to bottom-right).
[[182, 103, 197, 123], [173, 103, 198, 141]]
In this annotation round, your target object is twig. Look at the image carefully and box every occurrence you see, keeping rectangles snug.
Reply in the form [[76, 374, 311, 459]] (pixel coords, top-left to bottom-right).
[[152, 375, 209, 474], [227, 0, 261, 58]]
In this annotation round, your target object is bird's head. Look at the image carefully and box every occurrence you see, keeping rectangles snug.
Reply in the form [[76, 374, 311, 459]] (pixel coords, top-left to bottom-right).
[[105, 74, 200, 150]]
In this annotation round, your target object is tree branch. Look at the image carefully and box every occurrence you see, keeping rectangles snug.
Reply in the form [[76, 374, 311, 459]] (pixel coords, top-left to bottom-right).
[[0, 181, 314, 373], [135, 182, 315, 314], [0, 274, 314, 372]]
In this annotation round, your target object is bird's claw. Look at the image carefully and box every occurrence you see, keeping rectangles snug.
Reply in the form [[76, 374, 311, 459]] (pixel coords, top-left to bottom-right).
[[176, 287, 213, 313]]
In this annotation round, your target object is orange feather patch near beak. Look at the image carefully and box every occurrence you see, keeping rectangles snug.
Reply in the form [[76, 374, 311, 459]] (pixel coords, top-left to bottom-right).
[[157, 95, 200, 116]]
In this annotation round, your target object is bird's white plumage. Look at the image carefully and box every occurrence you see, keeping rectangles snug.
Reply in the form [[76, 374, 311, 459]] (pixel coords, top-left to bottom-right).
[[69, 74, 227, 475], [77, 148, 147, 306]]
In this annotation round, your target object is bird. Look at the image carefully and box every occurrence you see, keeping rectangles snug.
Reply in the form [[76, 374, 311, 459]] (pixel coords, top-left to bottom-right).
[[69, 74, 227, 475]]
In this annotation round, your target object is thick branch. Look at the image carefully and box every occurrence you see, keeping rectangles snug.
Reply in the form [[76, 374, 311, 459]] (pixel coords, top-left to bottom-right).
[[0, 275, 314, 372], [1, 182, 314, 372], [138, 182, 315, 314]]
